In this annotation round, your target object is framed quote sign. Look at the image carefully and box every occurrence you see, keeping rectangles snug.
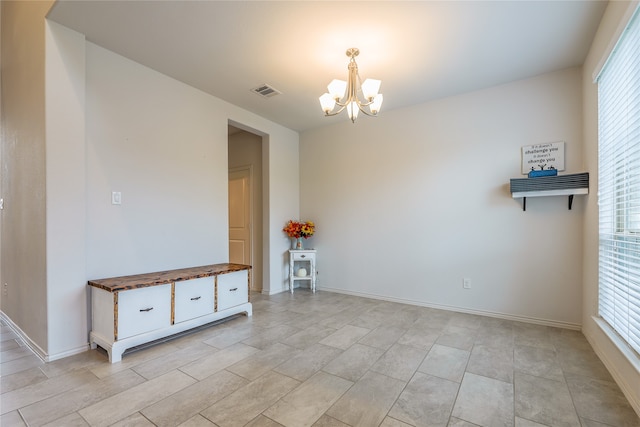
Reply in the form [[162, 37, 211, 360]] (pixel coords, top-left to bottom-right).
[[521, 142, 565, 174]]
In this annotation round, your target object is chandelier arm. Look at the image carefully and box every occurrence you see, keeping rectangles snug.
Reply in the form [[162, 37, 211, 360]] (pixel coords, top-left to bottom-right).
[[334, 94, 374, 108], [324, 104, 347, 116], [355, 98, 374, 107], [325, 100, 377, 117], [334, 97, 372, 107], [331, 93, 375, 113], [356, 106, 378, 117]]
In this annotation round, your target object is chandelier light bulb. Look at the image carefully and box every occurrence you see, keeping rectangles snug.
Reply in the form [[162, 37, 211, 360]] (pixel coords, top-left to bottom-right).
[[328, 79, 347, 101], [347, 101, 359, 122], [361, 79, 381, 101], [319, 93, 336, 113], [370, 94, 384, 114]]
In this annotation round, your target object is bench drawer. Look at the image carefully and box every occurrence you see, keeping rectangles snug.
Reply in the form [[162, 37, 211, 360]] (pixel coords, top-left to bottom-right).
[[174, 277, 215, 323], [117, 284, 172, 340], [217, 270, 248, 311]]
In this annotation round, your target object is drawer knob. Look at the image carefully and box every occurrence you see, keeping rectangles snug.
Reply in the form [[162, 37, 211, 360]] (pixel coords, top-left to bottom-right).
[[230, 287, 238, 292], [139, 307, 154, 312], [190, 296, 201, 301], [300, 255, 306, 258]]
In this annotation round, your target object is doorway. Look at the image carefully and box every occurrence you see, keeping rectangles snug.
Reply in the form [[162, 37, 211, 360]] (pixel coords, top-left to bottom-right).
[[228, 167, 251, 265], [228, 124, 263, 292]]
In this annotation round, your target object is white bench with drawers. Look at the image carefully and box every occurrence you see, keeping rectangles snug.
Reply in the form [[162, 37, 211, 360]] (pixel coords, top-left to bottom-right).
[[88, 263, 252, 363]]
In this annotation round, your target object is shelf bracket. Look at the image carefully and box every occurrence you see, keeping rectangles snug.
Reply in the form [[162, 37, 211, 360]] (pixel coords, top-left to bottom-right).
[[568, 194, 574, 210]]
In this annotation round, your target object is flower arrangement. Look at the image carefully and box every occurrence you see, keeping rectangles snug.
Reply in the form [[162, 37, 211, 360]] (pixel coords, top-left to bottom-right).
[[283, 220, 315, 239]]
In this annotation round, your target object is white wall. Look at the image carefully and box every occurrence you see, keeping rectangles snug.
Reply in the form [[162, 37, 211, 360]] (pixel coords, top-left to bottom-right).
[[300, 68, 585, 328], [581, 0, 640, 414], [259, 130, 300, 294], [85, 42, 229, 278], [45, 20, 87, 358]]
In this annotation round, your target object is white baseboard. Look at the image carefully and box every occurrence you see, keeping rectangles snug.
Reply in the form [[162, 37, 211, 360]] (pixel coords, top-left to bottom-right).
[[261, 282, 308, 295], [316, 286, 582, 330], [0, 311, 90, 362], [261, 287, 286, 295], [1, 310, 48, 361], [47, 344, 92, 362]]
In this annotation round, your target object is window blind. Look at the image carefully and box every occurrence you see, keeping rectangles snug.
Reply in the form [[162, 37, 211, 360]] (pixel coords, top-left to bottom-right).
[[598, 5, 640, 357]]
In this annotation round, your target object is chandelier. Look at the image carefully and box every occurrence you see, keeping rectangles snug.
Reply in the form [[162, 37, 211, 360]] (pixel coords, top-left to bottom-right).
[[319, 48, 383, 123]]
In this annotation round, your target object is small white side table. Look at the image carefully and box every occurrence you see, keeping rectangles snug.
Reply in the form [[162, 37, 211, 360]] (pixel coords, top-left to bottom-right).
[[288, 249, 317, 293]]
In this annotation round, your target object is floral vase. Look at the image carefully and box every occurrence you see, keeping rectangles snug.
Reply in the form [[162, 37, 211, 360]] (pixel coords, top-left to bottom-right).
[[295, 237, 303, 250]]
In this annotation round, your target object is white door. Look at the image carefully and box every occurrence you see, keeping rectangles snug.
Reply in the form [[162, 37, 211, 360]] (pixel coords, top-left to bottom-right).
[[228, 168, 251, 265]]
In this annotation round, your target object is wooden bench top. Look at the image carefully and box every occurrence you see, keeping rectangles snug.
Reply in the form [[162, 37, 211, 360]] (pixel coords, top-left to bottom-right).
[[88, 263, 251, 292]]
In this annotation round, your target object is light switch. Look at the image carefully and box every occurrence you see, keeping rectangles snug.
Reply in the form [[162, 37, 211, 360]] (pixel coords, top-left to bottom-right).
[[111, 191, 122, 205]]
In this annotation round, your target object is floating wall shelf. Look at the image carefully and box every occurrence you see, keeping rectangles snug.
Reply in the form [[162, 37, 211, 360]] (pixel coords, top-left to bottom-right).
[[510, 172, 589, 211]]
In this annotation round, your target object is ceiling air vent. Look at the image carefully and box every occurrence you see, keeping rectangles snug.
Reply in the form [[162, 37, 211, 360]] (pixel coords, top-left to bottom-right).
[[251, 84, 281, 98]]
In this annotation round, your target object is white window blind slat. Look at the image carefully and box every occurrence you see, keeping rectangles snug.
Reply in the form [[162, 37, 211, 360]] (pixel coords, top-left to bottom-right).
[[598, 4, 640, 358]]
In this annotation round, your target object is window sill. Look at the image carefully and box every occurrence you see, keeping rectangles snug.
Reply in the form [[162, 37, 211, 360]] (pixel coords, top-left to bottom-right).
[[592, 316, 640, 375]]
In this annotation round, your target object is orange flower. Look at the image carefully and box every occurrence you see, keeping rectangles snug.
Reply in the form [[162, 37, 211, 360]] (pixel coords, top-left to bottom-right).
[[283, 220, 315, 239]]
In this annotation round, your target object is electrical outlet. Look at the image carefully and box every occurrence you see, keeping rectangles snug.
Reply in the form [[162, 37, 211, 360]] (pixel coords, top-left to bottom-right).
[[3, 283, 8, 296], [112, 191, 122, 205], [463, 278, 471, 289]]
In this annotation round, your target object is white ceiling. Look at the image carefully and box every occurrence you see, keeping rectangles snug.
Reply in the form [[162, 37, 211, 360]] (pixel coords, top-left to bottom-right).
[[47, 0, 608, 132]]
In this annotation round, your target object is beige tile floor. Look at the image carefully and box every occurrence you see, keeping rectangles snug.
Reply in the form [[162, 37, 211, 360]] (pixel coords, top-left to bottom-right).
[[1, 290, 639, 427]]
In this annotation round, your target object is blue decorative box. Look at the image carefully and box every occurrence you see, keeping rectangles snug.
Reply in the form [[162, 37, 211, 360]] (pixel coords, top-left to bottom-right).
[[528, 169, 558, 178]]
